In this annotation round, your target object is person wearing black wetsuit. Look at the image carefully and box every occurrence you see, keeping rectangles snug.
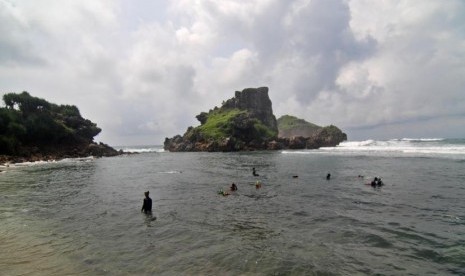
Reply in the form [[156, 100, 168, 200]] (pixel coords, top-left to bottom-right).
[[141, 191, 152, 214], [252, 167, 259, 176]]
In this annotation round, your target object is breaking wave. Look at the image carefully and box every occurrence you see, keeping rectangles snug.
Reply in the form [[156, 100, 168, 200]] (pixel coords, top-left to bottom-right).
[[283, 138, 465, 158], [115, 145, 165, 153]]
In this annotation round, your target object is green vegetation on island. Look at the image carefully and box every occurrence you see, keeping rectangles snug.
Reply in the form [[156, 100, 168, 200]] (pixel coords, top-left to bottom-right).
[[0, 91, 119, 162], [164, 87, 347, 151], [277, 115, 321, 138], [191, 108, 277, 141], [165, 87, 280, 151]]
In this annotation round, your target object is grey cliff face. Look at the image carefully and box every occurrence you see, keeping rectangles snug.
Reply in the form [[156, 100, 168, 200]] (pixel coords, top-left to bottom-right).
[[222, 87, 278, 132]]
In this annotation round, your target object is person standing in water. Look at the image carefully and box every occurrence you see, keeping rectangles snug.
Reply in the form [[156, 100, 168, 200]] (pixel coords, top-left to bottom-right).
[[141, 191, 152, 214], [326, 173, 331, 180]]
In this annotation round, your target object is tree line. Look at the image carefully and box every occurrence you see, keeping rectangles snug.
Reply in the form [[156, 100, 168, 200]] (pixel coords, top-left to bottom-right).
[[0, 91, 101, 155]]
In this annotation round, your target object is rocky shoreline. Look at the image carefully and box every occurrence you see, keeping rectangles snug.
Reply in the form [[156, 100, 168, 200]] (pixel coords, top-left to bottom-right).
[[0, 142, 123, 165], [164, 125, 347, 152]]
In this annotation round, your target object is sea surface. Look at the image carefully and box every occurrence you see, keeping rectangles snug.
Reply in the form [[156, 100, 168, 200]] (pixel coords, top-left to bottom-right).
[[1, 138, 465, 275]]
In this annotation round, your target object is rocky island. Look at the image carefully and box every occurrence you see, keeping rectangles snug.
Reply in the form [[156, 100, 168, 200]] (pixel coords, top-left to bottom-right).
[[164, 87, 347, 152], [0, 91, 121, 164]]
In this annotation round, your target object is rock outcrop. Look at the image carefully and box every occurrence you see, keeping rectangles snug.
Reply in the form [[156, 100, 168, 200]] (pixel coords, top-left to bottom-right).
[[165, 87, 278, 152], [0, 142, 122, 164], [0, 91, 122, 164], [222, 87, 278, 131], [164, 87, 347, 152], [277, 115, 347, 148], [277, 115, 321, 138]]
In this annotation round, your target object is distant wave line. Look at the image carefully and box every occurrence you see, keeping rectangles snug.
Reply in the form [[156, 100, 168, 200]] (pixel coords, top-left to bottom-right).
[[396, 138, 445, 142], [115, 146, 165, 153], [281, 138, 465, 157]]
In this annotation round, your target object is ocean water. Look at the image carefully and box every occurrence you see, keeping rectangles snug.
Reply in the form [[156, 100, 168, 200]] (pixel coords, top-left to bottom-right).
[[1, 138, 465, 275]]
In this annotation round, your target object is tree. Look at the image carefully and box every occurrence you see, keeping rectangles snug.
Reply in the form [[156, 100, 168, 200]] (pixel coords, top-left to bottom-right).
[[0, 91, 103, 155]]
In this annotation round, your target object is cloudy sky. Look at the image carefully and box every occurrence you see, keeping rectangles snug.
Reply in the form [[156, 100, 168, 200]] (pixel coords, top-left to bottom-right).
[[1, 0, 464, 145]]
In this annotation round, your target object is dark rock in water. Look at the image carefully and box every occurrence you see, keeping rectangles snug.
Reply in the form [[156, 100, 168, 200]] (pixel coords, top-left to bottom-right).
[[277, 115, 347, 148], [305, 125, 348, 149], [83, 142, 121, 157], [288, 136, 308, 149], [164, 87, 347, 152]]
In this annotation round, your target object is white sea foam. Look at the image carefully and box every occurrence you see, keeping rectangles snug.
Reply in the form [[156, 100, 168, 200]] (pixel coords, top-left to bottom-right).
[[282, 138, 465, 158], [157, 170, 182, 174], [117, 146, 165, 153], [397, 138, 445, 142]]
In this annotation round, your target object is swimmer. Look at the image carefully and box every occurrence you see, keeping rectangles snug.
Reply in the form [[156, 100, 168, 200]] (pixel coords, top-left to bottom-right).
[[252, 167, 259, 177], [255, 180, 262, 189], [230, 183, 238, 191], [218, 189, 230, 196], [292, 175, 298, 178]]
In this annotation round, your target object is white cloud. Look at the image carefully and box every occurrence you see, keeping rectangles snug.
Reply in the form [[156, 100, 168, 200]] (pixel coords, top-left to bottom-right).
[[1, 0, 465, 145]]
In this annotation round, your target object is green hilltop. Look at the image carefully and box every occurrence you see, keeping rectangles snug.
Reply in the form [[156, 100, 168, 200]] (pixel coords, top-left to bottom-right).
[[277, 115, 322, 138], [190, 108, 277, 141], [164, 87, 347, 151], [0, 91, 118, 162]]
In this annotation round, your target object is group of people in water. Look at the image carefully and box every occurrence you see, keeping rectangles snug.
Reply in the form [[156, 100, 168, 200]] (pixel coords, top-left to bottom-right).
[[219, 168, 263, 196], [218, 182, 240, 196], [143, 167, 386, 212], [217, 167, 385, 197], [370, 177, 384, 187]]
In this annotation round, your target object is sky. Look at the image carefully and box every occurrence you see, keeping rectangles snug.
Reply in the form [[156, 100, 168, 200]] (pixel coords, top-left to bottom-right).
[[1, 0, 464, 146]]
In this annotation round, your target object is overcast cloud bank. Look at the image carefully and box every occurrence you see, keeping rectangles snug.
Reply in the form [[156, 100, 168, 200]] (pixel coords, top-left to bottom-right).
[[1, 0, 464, 145]]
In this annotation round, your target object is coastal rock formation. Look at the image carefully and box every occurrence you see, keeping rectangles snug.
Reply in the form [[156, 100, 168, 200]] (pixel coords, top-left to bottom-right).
[[221, 87, 277, 131], [165, 87, 278, 152], [305, 125, 348, 149], [0, 91, 121, 163], [277, 115, 347, 148], [164, 87, 347, 152], [277, 115, 321, 138]]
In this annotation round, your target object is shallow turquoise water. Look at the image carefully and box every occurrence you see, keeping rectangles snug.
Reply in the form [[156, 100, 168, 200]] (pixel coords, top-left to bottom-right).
[[1, 149, 465, 275]]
